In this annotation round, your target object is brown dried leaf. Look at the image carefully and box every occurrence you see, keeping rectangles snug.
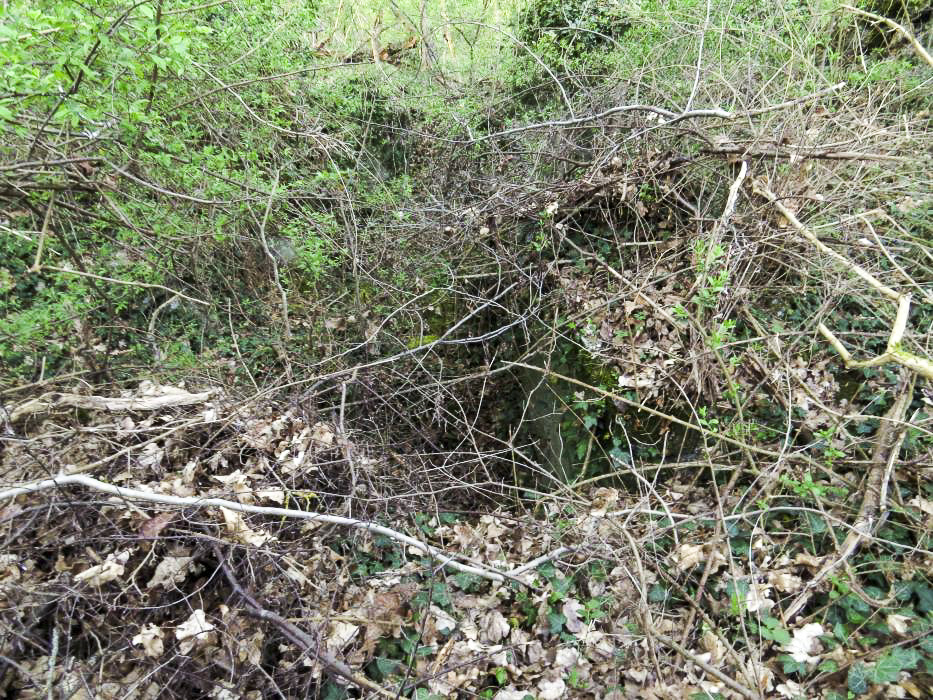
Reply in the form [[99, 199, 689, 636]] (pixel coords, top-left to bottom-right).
[[140, 512, 174, 539]]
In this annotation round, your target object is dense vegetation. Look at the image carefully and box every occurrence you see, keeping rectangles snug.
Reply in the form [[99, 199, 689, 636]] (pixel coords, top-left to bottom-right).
[[1, 1, 931, 698]]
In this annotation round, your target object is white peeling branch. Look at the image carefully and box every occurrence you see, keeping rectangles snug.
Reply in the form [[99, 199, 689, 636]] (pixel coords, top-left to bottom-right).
[[0, 474, 508, 584], [41, 265, 208, 306]]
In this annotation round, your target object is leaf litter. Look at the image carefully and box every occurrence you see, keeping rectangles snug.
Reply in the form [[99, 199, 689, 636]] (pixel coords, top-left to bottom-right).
[[0, 380, 926, 700]]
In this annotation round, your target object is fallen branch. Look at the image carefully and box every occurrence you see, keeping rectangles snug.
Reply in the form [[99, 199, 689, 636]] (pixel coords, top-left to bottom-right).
[[467, 84, 845, 144], [508, 546, 575, 576], [620, 488, 761, 698], [652, 630, 761, 700], [752, 180, 900, 301], [0, 473, 510, 585], [702, 144, 908, 162]]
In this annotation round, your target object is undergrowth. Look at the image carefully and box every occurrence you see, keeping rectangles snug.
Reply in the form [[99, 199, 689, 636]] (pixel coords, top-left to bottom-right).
[[1, 1, 931, 699]]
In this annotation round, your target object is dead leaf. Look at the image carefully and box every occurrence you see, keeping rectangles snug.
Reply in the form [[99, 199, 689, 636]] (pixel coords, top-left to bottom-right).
[[794, 552, 824, 568], [140, 512, 174, 539], [137, 442, 164, 470], [776, 680, 805, 698], [537, 677, 566, 699], [479, 610, 510, 643], [589, 487, 619, 517], [75, 550, 130, 586], [783, 623, 824, 663], [744, 583, 775, 614], [256, 489, 286, 504], [147, 556, 195, 589], [432, 605, 457, 634], [909, 496, 933, 517], [562, 599, 584, 634], [555, 647, 579, 669], [220, 507, 273, 547], [175, 609, 215, 654], [769, 571, 803, 593], [326, 620, 359, 652], [214, 470, 255, 502], [310, 422, 335, 446], [671, 543, 704, 571], [493, 690, 529, 700], [132, 624, 165, 658], [886, 613, 910, 636], [701, 630, 726, 664]]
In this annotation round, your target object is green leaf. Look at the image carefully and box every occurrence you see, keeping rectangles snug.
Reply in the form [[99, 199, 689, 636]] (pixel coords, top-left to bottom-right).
[[373, 656, 399, 678], [818, 660, 838, 673], [414, 690, 445, 700], [914, 583, 933, 613], [321, 681, 349, 700], [847, 662, 869, 694], [780, 654, 808, 676], [493, 667, 508, 685], [546, 610, 566, 634], [871, 647, 920, 683], [647, 584, 669, 603], [550, 575, 573, 600], [726, 580, 749, 615], [834, 621, 849, 642], [452, 572, 481, 591], [770, 626, 791, 645], [804, 513, 827, 534]]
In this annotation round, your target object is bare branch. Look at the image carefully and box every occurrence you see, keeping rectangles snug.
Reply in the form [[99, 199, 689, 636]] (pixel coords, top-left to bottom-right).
[[0, 473, 513, 584]]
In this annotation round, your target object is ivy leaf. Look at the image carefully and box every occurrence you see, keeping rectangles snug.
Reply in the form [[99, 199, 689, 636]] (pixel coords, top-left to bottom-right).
[[373, 656, 399, 678], [725, 580, 749, 615], [780, 654, 808, 676], [833, 621, 849, 642], [847, 662, 869, 694], [647, 583, 669, 603], [804, 513, 827, 534], [770, 626, 791, 645], [546, 610, 566, 634], [871, 647, 920, 683], [913, 583, 933, 613], [414, 690, 445, 700]]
